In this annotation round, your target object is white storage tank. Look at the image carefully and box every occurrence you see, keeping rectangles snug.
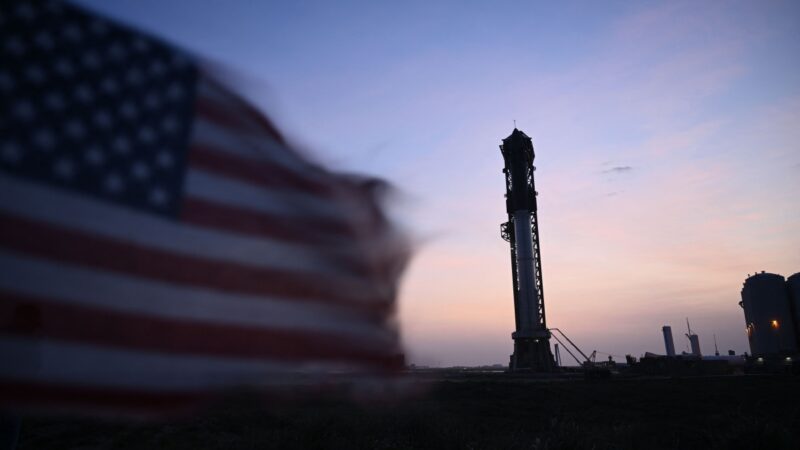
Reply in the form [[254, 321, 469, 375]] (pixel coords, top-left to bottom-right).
[[787, 273, 800, 349], [740, 272, 796, 356]]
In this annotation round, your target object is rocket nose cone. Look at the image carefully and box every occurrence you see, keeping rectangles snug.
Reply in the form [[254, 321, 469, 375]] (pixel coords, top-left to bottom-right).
[[504, 128, 531, 142]]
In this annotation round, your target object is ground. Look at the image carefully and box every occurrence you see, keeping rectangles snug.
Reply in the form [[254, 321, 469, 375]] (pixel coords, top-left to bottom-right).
[[15, 372, 800, 449]]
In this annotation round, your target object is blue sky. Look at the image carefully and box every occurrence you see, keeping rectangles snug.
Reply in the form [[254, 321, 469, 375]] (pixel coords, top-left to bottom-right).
[[77, 0, 800, 365]]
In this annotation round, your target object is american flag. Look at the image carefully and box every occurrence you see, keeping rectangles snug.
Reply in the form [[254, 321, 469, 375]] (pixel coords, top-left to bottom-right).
[[0, 0, 408, 416]]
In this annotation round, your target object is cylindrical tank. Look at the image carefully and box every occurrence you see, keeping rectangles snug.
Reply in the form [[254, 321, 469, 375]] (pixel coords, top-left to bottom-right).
[[787, 273, 800, 349], [662, 326, 676, 357], [740, 272, 796, 356], [688, 334, 701, 356]]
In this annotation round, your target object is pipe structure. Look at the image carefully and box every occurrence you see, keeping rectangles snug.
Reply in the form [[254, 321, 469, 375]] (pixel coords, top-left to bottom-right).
[[549, 332, 583, 366]]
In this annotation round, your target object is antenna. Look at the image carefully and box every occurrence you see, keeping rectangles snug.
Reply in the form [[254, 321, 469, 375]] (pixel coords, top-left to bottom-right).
[[686, 317, 692, 335], [713, 334, 719, 356], [513, 119, 517, 129]]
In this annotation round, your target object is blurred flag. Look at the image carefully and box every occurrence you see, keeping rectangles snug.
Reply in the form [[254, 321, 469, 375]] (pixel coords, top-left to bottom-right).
[[0, 0, 408, 416]]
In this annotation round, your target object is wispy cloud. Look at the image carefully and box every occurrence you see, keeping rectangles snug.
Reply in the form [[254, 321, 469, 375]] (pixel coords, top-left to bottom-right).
[[602, 166, 633, 174]]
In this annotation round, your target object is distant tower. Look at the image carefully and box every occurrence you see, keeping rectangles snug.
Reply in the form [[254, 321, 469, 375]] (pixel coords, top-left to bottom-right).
[[554, 343, 561, 367], [685, 318, 701, 357], [662, 326, 676, 357], [498, 129, 555, 371]]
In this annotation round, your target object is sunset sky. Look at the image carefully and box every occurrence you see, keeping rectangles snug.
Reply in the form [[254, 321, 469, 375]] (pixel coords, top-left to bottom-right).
[[78, 0, 800, 366]]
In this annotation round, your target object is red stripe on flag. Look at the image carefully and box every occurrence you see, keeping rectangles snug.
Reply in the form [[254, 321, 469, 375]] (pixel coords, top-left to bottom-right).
[[180, 197, 391, 280], [188, 144, 334, 197], [0, 213, 391, 315], [0, 293, 402, 369], [181, 196, 360, 245]]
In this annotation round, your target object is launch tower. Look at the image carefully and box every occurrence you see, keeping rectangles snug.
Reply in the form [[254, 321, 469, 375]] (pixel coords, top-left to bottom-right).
[[499, 129, 556, 372]]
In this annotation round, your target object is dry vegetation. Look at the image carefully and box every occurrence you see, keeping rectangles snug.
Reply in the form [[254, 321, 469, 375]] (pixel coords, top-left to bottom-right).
[[17, 373, 800, 450]]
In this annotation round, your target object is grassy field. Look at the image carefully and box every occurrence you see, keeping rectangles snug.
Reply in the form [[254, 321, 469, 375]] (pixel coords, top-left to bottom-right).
[[16, 373, 800, 449]]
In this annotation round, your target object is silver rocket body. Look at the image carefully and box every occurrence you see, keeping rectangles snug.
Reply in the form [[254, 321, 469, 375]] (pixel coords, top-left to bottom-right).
[[512, 209, 543, 337]]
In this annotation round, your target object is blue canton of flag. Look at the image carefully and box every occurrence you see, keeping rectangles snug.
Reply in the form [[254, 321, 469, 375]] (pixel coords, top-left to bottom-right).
[[1, 0, 195, 217]]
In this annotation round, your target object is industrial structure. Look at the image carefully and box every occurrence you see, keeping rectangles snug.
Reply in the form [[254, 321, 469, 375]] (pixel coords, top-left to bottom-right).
[[638, 268, 800, 375], [640, 322, 746, 376], [685, 319, 702, 357], [662, 326, 676, 357], [788, 273, 800, 341], [740, 271, 800, 357], [498, 129, 555, 371]]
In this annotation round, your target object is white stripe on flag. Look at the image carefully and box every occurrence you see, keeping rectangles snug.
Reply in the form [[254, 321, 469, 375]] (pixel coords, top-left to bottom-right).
[[0, 337, 374, 391], [0, 250, 394, 342], [191, 117, 313, 174], [0, 174, 374, 282], [185, 168, 346, 220]]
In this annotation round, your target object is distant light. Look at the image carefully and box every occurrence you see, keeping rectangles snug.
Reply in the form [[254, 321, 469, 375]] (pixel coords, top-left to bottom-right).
[[771, 319, 779, 329], [786, 357, 792, 362], [757, 357, 764, 363]]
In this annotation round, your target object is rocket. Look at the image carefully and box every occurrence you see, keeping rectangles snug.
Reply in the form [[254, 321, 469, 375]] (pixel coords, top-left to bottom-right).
[[500, 129, 554, 371]]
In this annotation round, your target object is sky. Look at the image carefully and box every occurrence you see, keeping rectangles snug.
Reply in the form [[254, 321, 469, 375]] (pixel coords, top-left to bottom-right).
[[76, 0, 800, 366]]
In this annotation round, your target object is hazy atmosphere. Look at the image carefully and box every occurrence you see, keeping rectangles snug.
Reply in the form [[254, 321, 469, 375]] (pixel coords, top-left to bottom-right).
[[76, 0, 800, 366]]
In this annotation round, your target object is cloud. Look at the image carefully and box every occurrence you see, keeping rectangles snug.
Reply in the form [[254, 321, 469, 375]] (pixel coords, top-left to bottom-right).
[[602, 166, 633, 174]]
